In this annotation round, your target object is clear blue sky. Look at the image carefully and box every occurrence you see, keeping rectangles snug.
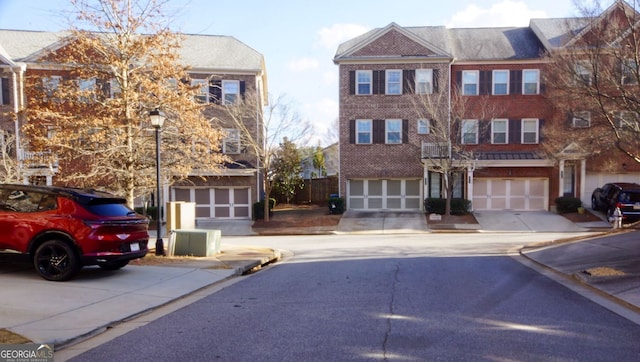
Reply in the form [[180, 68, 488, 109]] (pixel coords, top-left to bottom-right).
[[0, 0, 609, 145]]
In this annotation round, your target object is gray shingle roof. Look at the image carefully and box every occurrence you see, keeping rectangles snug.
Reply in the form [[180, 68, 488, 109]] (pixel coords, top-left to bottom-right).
[[334, 19, 591, 62], [448, 27, 544, 60], [529, 18, 590, 49], [0, 29, 264, 73]]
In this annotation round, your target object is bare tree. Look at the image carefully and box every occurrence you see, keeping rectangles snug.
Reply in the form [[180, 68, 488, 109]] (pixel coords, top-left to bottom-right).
[[543, 0, 640, 166], [411, 81, 497, 215], [218, 93, 311, 221], [22, 0, 226, 206]]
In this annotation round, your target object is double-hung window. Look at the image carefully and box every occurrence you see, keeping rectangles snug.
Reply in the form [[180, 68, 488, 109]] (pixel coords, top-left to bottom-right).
[[491, 119, 508, 144], [462, 71, 479, 95], [223, 128, 240, 154], [522, 69, 540, 94], [622, 59, 638, 85], [522, 119, 539, 144], [356, 119, 372, 144], [492, 70, 509, 95], [42, 76, 61, 100], [616, 110, 639, 130], [222, 80, 240, 104], [386, 119, 402, 144], [416, 69, 433, 94], [109, 78, 121, 99], [575, 62, 592, 86], [572, 111, 591, 128], [417, 119, 430, 134], [356, 70, 372, 95], [386, 70, 402, 95], [192, 79, 208, 103], [461, 119, 478, 144], [78, 78, 96, 102]]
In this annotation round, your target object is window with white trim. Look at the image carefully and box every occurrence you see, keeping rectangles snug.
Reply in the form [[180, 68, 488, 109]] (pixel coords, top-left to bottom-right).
[[356, 70, 372, 95], [356, 119, 372, 144], [416, 69, 433, 94], [622, 59, 638, 85], [491, 119, 508, 144], [386, 70, 402, 95], [109, 78, 121, 98], [461, 119, 478, 144], [575, 62, 592, 86], [522, 69, 540, 94], [222, 80, 240, 104], [78, 78, 96, 102], [615, 110, 639, 131], [42, 76, 61, 99], [223, 128, 240, 154], [492, 70, 509, 95], [462, 71, 479, 95], [572, 111, 591, 128], [386, 119, 402, 144], [522, 119, 539, 144], [192, 79, 208, 103], [417, 119, 430, 134]]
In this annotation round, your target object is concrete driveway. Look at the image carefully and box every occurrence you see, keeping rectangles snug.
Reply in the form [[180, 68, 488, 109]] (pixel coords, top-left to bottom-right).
[[473, 210, 607, 232], [335, 210, 610, 234]]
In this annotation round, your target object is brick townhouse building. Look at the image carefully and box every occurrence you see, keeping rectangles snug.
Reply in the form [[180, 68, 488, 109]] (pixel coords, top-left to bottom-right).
[[333, 1, 640, 213], [0, 30, 267, 221]]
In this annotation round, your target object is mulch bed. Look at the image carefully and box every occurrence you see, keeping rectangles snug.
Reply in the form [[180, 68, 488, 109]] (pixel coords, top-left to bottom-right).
[[252, 204, 342, 228]]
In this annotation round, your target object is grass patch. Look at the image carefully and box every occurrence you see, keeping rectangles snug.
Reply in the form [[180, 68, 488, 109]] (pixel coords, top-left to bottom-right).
[[0, 329, 32, 344]]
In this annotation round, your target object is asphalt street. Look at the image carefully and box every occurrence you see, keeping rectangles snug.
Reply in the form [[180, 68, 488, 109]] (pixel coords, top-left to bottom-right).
[[64, 234, 640, 362]]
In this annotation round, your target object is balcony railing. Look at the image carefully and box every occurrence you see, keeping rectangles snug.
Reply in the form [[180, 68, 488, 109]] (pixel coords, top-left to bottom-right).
[[421, 142, 449, 159], [18, 150, 59, 170]]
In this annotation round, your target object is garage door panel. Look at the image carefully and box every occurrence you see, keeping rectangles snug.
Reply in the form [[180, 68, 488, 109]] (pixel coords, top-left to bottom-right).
[[473, 178, 548, 211], [348, 179, 422, 211]]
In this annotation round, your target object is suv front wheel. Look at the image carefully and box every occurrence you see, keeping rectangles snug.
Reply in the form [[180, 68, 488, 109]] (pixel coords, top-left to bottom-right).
[[34, 240, 80, 281]]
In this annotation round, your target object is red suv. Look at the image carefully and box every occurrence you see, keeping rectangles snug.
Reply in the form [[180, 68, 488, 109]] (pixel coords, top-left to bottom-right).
[[0, 184, 149, 281]]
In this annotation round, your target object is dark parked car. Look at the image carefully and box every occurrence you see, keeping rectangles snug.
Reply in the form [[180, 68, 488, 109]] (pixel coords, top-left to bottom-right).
[[0, 184, 149, 281], [591, 182, 640, 223]]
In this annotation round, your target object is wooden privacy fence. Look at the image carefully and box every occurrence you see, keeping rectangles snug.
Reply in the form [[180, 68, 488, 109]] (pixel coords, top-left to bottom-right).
[[271, 176, 339, 205]]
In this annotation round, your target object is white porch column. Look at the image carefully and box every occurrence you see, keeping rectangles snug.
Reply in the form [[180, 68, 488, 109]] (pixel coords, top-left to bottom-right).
[[559, 159, 565, 197], [423, 166, 429, 201], [467, 166, 474, 211], [580, 159, 586, 199]]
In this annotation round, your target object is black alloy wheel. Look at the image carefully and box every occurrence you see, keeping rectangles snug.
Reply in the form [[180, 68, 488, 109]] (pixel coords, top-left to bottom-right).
[[34, 240, 80, 281]]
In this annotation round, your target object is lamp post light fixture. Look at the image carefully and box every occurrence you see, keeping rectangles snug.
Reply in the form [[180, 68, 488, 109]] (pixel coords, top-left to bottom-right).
[[149, 108, 165, 256]]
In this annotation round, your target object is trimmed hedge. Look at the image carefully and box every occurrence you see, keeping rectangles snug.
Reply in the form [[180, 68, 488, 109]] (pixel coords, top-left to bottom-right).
[[424, 198, 471, 215], [253, 198, 276, 220], [328, 197, 345, 214], [555, 196, 582, 214]]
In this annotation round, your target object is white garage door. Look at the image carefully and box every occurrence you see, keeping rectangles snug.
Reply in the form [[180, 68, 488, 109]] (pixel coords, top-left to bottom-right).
[[173, 187, 251, 219], [473, 178, 548, 211], [348, 179, 422, 211]]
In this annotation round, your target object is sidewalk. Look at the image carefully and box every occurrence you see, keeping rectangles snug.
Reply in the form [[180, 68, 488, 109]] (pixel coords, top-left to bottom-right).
[[521, 230, 640, 315], [0, 243, 281, 349]]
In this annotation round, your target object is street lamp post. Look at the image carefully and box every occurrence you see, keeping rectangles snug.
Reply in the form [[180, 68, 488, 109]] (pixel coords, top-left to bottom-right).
[[149, 108, 165, 256]]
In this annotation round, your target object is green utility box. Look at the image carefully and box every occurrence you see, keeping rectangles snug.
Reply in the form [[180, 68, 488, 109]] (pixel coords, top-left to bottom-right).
[[170, 229, 221, 257]]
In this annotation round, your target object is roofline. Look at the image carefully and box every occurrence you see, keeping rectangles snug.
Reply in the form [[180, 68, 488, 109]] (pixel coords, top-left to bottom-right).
[[334, 55, 453, 65], [335, 22, 452, 61]]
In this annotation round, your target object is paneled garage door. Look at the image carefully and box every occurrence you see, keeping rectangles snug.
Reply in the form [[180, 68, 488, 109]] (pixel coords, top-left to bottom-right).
[[173, 187, 251, 219], [473, 178, 548, 211], [347, 179, 422, 211]]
